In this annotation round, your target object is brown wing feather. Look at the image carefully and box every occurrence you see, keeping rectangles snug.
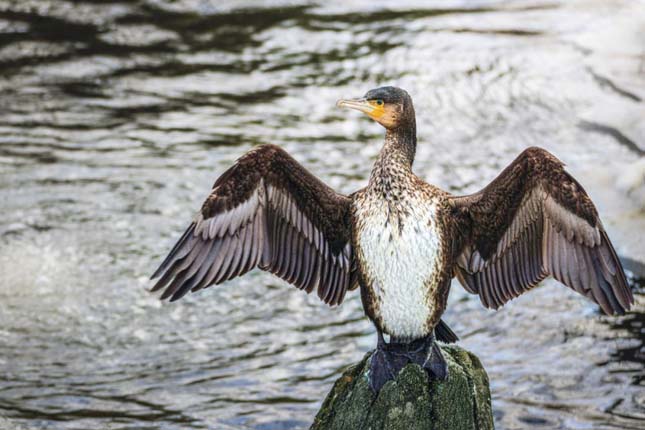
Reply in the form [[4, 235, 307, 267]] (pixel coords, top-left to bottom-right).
[[151, 144, 355, 305], [451, 147, 633, 315]]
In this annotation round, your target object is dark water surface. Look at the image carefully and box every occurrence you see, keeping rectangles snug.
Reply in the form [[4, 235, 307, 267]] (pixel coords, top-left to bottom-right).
[[0, 1, 644, 429]]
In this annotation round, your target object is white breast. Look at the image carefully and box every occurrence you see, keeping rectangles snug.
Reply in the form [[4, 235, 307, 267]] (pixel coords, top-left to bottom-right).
[[357, 196, 443, 339]]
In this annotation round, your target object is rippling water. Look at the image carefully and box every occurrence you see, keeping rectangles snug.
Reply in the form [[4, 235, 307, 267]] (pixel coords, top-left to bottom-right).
[[0, 1, 644, 429]]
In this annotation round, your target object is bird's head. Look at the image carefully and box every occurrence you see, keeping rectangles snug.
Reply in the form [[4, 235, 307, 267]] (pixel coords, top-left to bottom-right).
[[336, 86, 414, 130]]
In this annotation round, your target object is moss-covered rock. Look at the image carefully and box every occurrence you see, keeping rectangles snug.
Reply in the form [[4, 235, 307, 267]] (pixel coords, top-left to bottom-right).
[[311, 345, 494, 430]]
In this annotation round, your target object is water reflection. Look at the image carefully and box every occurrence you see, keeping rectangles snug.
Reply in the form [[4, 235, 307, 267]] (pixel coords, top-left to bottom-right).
[[605, 275, 644, 386], [0, 0, 643, 429]]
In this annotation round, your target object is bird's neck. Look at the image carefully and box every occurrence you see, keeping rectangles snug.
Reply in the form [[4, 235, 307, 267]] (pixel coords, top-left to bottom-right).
[[369, 120, 417, 186]]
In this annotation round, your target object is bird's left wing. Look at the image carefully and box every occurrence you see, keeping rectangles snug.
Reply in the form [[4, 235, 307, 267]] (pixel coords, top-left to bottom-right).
[[151, 144, 355, 305], [449, 147, 633, 315]]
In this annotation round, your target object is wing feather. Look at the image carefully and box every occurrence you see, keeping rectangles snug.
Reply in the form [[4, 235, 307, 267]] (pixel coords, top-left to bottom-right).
[[451, 147, 633, 315], [151, 144, 354, 306]]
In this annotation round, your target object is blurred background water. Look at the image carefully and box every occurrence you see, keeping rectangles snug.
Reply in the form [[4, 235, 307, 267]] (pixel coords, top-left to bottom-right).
[[0, 0, 644, 429]]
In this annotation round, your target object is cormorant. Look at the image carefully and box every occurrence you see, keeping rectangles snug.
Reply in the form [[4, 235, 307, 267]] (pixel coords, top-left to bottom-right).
[[151, 86, 633, 392]]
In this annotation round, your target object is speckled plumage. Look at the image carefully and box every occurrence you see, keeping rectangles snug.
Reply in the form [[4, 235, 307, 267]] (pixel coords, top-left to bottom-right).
[[350, 120, 454, 339], [353, 184, 448, 339]]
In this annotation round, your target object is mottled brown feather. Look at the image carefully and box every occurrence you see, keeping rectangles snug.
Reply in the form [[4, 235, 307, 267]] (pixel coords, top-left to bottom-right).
[[451, 147, 633, 315], [151, 144, 354, 305]]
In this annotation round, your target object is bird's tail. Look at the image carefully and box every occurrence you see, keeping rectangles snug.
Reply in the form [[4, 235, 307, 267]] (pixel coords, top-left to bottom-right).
[[435, 319, 459, 343]]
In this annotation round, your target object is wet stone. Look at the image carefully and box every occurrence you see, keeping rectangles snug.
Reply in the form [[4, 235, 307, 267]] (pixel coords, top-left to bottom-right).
[[311, 345, 494, 430]]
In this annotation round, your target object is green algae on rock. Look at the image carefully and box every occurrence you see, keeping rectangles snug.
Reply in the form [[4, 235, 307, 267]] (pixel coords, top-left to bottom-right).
[[311, 345, 493, 430]]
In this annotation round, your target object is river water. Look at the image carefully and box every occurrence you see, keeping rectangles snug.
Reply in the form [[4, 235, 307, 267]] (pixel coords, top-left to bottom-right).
[[0, 1, 644, 429]]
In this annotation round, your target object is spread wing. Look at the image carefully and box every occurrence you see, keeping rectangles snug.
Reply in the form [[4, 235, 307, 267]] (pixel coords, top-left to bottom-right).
[[450, 147, 633, 315], [151, 144, 355, 305]]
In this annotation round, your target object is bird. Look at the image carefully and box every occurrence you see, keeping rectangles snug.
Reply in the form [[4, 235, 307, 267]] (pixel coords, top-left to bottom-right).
[[150, 86, 633, 392]]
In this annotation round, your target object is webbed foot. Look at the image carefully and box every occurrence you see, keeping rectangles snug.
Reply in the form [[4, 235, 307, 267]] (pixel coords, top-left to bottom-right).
[[423, 339, 448, 380], [368, 331, 448, 393]]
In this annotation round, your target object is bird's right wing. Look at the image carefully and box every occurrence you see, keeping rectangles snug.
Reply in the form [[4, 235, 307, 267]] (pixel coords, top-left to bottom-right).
[[151, 144, 355, 305]]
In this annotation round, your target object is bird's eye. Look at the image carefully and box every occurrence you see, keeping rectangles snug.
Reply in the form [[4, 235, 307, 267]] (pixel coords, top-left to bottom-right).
[[375, 100, 384, 106]]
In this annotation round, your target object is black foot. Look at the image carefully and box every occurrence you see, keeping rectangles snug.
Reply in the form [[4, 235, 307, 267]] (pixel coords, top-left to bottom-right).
[[369, 346, 397, 392], [368, 331, 449, 393], [423, 339, 448, 380]]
